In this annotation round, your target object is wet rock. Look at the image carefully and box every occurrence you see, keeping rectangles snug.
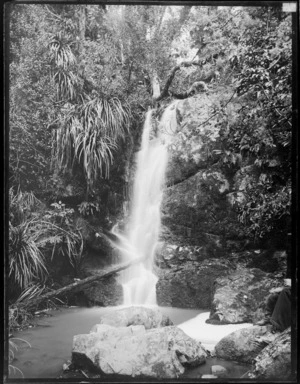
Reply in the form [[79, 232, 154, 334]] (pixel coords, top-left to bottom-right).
[[63, 361, 72, 371], [211, 364, 228, 377], [155, 243, 212, 269], [90, 323, 146, 336], [161, 170, 236, 246], [84, 278, 123, 306], [69, 276, 123, 307], [154, 326, 207, 368], [96, 306, 173, 329], [215, 325, 279, 364], [156, 259, 235, 309], [72, 324, 207, 378], [208, 267, 280, 323], [251, 327, 292, 379]]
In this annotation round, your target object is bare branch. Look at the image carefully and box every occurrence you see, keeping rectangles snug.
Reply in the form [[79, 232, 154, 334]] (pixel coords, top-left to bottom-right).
[[44, 5, 63, 22], [155, 61, 203, 102], [155, 52, 222, 102]]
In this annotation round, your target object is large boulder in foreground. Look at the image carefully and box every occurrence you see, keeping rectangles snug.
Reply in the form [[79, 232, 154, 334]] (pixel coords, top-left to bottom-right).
[[207, 267, 281, 323], [215, 325, 279, 364], [250, 327, 292, 380], [156, 259, 234, 309], [72, 324, 207, 378], [95, 306, 173, 329]]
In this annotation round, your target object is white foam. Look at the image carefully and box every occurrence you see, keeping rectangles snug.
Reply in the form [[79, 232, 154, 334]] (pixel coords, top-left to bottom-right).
[[112, 110, 169, 306], [178, 312, 253, 351]]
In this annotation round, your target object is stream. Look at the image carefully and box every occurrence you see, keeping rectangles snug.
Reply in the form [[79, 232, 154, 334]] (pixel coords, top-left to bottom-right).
[[10, 305, 251, 379]]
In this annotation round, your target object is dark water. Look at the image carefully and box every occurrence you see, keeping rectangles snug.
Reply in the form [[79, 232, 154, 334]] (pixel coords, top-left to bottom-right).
[[183, 358, 250, 379], [9, 306, 249, 379]]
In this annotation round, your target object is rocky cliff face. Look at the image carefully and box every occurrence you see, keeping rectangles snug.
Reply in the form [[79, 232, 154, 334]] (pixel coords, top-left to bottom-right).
[[154, 91, 288, 310], [159, 90, 247, 249]]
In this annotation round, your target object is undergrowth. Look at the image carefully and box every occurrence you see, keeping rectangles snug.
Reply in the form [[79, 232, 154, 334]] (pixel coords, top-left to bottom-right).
[[8, 337, 31, 378]]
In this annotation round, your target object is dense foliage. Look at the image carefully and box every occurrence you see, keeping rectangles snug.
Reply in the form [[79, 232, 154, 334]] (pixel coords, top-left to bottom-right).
[[9, 188, 84, 298], [217, 7, 292, 241], [8, 4, 292, 308]]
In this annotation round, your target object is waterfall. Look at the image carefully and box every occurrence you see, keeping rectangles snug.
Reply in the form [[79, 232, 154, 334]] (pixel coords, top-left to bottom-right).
[[112, 108, 170, 306]]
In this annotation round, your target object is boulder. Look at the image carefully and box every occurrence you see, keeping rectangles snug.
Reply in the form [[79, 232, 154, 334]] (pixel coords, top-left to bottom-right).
[[211, 365, 228, 377], [73, 277, 123, 307], [156, 259, 235, 309], [96, 306, 173, 329], [72, 324, 207, 378], [73, 324, 147, 371], [155, 243, 219, 269], [208, 267, 280, 323], [90, 322, 146, 336], [215, 325, 279, 364], [251, 327, 292, 379]]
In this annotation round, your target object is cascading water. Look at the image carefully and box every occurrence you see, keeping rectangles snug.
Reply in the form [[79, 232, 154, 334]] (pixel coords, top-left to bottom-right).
[[112, 108, 171, 306]]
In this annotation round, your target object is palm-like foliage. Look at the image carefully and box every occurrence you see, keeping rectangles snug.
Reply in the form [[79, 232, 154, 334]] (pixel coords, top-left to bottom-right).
[[9, 188, 44, 225], [9, 189, 48, 289], [9, 221, 48, 290], [49, 31, 131, 190], [49, 33, 78, 101], [53, 69, 79, 100], [49, 32, 76, 70], [9, 337, 31, 378], [52, 96, 131, 189], [9, 189, 84, 291]]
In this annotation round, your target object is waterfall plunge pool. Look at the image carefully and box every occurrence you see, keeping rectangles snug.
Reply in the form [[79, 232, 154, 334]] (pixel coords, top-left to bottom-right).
[[9, 305, 252, 379]]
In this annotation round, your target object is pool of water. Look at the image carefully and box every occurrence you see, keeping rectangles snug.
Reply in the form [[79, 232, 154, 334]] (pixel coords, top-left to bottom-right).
[[9, 306, 250, 379]]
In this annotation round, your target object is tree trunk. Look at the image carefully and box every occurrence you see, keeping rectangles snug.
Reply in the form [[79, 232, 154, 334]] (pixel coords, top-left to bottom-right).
[[178, 5, 193, 25], [77, 5, 86, 58], [19, 257, 144, 311], [155, 54, 220, 102]]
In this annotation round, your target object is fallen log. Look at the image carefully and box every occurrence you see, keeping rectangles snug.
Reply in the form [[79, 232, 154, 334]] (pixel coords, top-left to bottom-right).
[[18, 257, 145, 311]]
